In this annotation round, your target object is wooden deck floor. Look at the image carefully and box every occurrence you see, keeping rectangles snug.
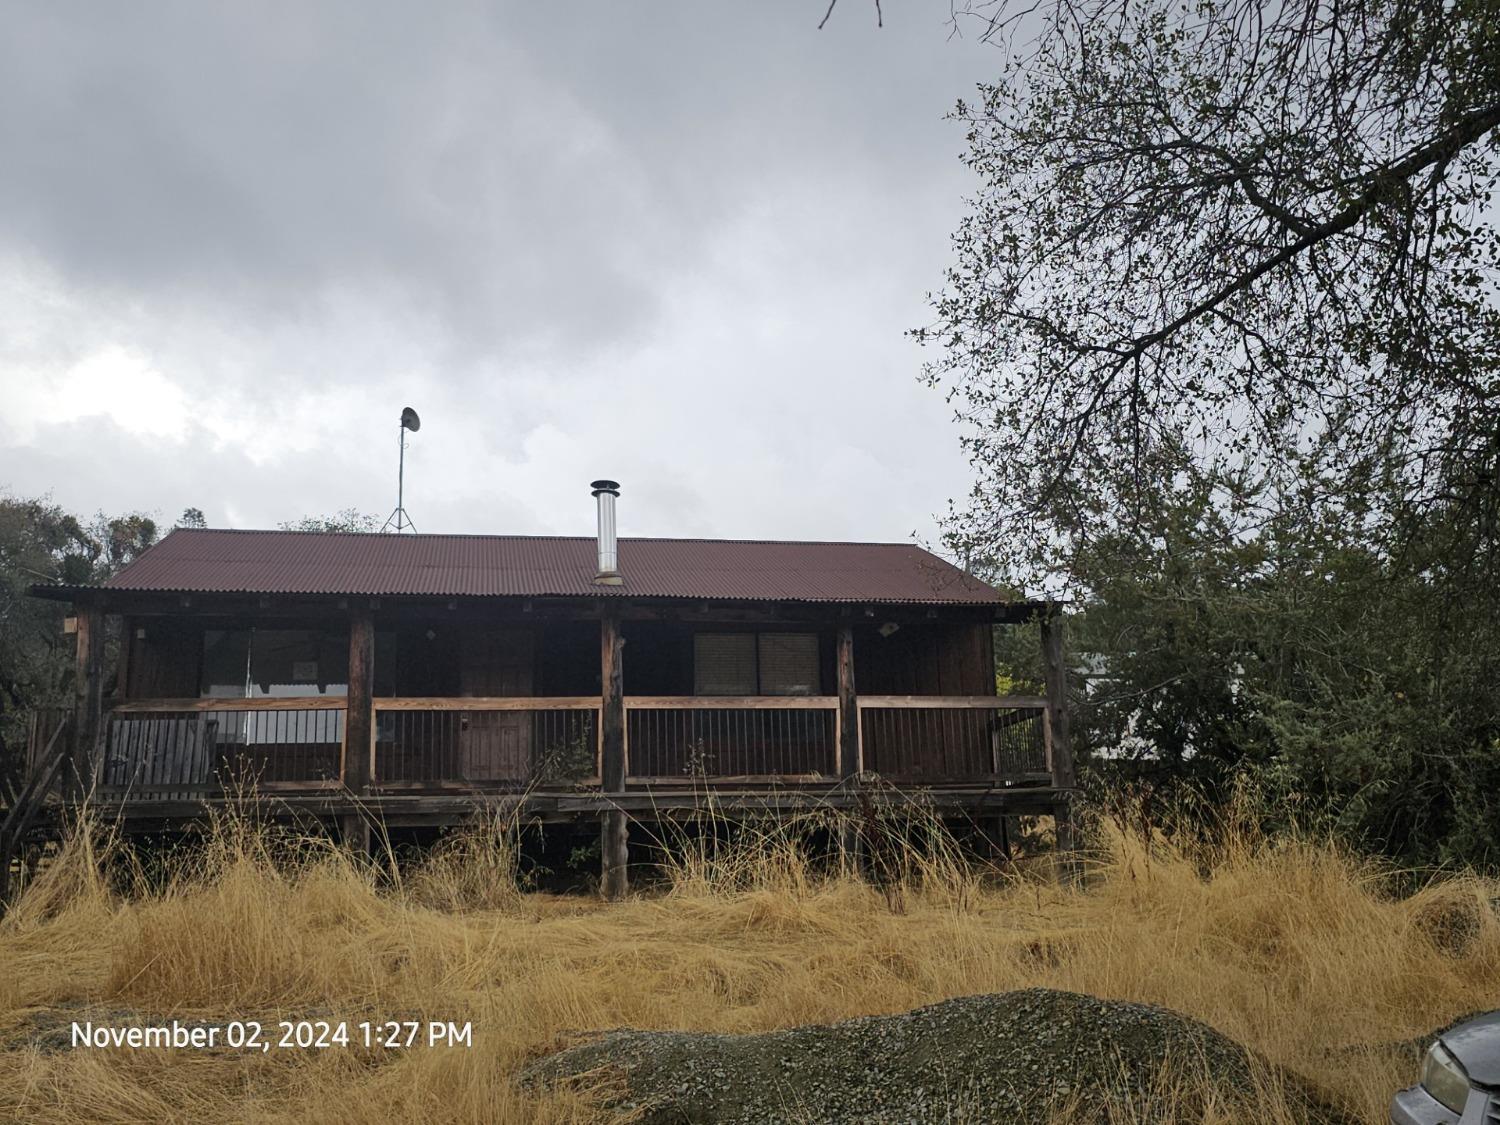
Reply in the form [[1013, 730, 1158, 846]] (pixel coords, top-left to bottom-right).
[[37, 784, 1070, 830]]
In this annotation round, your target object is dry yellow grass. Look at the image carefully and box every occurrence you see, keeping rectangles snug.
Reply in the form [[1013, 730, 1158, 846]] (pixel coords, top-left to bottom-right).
[[0, 807, 1495, 1123]]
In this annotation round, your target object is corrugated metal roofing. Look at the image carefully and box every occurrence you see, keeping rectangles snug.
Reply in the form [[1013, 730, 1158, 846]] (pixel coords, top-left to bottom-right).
[[84, 529, 1006, 605]]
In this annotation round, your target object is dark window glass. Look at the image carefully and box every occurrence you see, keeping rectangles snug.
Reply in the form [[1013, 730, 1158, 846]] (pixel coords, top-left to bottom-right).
[[200, 628, 395, 698]]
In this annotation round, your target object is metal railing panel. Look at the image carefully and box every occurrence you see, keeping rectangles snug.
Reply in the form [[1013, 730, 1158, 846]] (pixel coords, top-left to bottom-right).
[[855, 700, 1050, 784], [102, 703, 346, 799], [623, 697, 838, 782], [374, 698, 602, 788]]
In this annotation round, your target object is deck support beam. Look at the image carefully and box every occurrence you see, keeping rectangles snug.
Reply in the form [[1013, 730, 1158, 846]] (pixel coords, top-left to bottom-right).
[[1040, 609, 1078, 876], [340, 606, 374, 854], [70, 602, 105, 797], [599, 607, 628, 899]]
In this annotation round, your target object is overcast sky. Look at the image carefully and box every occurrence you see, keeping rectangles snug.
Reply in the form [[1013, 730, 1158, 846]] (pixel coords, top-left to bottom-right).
[[0, 1, 1003, 548]]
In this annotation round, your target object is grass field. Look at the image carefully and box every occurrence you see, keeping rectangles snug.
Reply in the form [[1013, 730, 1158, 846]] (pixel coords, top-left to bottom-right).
[[0, 805, 1495, 1123]]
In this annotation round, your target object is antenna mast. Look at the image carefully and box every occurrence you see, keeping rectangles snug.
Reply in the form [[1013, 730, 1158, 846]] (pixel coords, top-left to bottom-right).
[[382, 406, 421, 533]]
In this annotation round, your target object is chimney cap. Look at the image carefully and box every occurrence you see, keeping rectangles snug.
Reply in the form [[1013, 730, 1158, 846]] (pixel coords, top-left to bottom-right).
[[590, 479, 620, 496]]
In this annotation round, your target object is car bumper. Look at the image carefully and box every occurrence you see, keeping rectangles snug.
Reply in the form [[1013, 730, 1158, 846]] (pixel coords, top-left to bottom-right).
[[1391, 1084, 1492, 1124]]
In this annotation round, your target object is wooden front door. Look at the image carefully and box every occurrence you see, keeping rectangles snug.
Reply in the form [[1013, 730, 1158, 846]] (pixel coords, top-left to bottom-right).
[[459, 629, 534, 782]]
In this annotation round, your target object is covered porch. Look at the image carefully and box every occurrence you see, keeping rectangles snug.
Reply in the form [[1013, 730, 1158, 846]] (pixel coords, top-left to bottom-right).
[[68, 598, 1067, 800]]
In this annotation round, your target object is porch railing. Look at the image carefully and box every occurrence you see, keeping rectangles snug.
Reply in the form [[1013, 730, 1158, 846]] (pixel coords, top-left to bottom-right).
[[24, 707, 70, 784], [374, 698, 601, 788], [856, 695, 1051, 784], [82, 693, 1052, 800], [104, 699, 347, 796], [624, 696, 839, 782]]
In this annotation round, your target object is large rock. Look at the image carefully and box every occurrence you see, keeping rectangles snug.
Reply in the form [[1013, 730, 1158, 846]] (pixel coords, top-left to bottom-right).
[[525, 988, 1353, 1124]]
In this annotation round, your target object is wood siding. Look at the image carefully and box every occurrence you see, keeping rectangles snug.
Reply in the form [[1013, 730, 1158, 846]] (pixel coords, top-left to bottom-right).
[[852, 623, 994, 697], [124, 619, 202, 699]]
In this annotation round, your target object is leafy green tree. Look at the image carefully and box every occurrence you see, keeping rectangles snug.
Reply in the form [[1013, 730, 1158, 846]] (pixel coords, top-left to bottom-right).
[[278, 510, 380, 533], [1053, 484, 1500, 866], [921, 0, 1500, 573], [920, 0, 1500, 865], [89, 513, 158, 573], [0, 496, 159, 768]]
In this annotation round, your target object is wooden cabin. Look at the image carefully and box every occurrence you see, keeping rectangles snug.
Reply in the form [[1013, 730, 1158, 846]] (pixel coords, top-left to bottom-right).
[[20, 485, 1074, 894]]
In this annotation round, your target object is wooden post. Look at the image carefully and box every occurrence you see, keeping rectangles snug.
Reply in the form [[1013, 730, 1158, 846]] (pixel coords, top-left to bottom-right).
[[340, 606, 374, 853], [1040, 609, 1078, 872], [115, 615, 134, 699], [836, 626, 859, 778], [70, 603, 105, 797], [601, 807, 629, 901], [599, 607, 628, 898], [996, 814, 1014, 863], [600, 609, 625, 792], [835, 626, 863, 873]]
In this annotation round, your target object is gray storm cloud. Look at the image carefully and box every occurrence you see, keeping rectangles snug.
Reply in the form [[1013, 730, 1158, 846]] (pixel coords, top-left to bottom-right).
[[0, 1, 1001, 543]]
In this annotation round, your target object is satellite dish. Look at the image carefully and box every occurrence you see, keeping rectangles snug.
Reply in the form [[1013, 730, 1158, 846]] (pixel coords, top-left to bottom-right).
[[383, 406, 422, 533]]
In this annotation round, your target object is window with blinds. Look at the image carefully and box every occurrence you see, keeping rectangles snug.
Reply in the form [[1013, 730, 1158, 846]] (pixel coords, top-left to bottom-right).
[[757, 633, 819, 696], [694, 633, 757, 695], [692, 632, 820, 696]]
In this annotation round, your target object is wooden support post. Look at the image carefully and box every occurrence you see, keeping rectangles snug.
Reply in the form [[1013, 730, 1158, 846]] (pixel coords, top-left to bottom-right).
[[836, 626, 858, 779], [835, 626, 863, 873], [599, 608, 628, 898], [340, 606, 374, 854], [601, 808, 628, 901], [990, 814, 1014, 865], [600, 609, 625, 792], [115, 615, 134, 699], [1040, 609, 1078, 875], [70, 603, 105, 797]]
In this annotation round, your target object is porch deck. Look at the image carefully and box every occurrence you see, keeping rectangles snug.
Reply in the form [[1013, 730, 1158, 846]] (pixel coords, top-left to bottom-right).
[[71, 692, 1053, 804]]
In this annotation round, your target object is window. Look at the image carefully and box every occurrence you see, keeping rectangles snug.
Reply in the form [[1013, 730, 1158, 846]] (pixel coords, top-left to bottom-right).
[[757, 633, 819, 696], [198, 628, 397, 698], [200, 629, 254, 698], [693, 632, 820, 696], [248, 629, 349, 697], [694, 633, 756, 695]]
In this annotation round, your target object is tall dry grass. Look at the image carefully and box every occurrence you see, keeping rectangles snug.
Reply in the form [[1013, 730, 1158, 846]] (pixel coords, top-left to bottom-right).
[[0, 801, 1495, 1123]]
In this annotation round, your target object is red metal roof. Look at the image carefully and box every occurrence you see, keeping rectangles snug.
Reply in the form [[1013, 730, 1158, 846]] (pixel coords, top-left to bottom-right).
[[88, 529, 1006, 606]]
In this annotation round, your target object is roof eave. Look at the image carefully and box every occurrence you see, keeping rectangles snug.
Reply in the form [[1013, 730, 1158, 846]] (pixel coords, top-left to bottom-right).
[[28, 583, 1045, 619], [27, 583, 102, 603]]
